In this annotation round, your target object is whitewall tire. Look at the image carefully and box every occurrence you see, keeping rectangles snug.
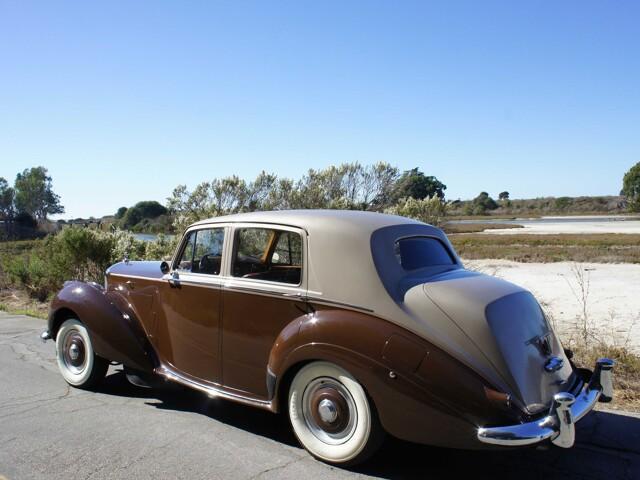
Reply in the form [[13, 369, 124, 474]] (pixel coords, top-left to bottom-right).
[[55, 319, 108, 388], [288, 361, 384, 466]]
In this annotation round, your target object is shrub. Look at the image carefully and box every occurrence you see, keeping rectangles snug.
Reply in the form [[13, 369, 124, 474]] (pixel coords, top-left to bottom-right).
[[144, 233, 178, 261], [385, 196, 448, 227], [1, 227, 149, 301]]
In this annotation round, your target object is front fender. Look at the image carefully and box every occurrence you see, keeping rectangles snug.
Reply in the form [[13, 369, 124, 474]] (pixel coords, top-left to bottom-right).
[[48, 281, 156, 373]]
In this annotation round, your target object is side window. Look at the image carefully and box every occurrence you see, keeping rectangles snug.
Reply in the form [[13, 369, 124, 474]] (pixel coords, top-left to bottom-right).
[[233, 228, 302, 285], [175, 231, 196, 272], [175, 228, 224, 275], [192, 228, 225, 275]]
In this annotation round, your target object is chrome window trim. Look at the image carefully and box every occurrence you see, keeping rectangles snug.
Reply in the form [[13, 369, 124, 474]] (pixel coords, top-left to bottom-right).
[[226, 222, 307, 290], [171, 225, 227, 276]]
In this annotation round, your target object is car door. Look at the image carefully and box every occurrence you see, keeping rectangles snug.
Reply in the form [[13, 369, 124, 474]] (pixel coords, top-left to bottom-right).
[[221, 224, 307, 399], [154, 226, 225, 383]]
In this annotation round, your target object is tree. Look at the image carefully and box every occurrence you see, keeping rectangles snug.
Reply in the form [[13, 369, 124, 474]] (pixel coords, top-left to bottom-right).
[[470, 191, 498, 215], [14, 167, 64, 221], [392, 168, 446, 202], [498, 191, 510, 201], [121, 201, 168, 229], [622, 162, 640, 212], [115, 207, 128, 219], [0, 177, 15, 237]]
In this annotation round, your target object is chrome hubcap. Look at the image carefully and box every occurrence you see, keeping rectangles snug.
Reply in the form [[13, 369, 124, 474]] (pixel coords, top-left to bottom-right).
[[302, 377, 357, 445], [69, 343, 80, 361], [61, 330, 87, 375], [318, 398, 338, 423]]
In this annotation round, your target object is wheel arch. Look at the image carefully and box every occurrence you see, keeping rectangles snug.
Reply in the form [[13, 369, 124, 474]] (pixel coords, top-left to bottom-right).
[[48, 280, 157, 373], [49, 306, 79, 339]]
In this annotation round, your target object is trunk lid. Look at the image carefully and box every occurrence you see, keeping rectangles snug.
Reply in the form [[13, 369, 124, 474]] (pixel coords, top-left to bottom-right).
[[422, 270, 574, 415]]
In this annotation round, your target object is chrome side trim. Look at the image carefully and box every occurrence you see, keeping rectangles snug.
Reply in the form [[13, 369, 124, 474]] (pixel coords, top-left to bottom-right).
[[109, 272, 374, 313], [108, 273, 167, 282], [477, 358, 615, 447], [155, 364, 275, 412], [306, 296, 375, 313]]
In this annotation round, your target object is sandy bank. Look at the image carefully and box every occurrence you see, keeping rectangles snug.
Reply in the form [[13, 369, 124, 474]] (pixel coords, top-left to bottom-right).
[[484, 218, 640, 235], [464, 259, 640, 352]]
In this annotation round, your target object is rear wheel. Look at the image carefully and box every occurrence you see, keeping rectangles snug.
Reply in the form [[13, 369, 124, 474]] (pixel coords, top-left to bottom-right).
[[55, 319, 108, 389], [288, 361, 384, 466]]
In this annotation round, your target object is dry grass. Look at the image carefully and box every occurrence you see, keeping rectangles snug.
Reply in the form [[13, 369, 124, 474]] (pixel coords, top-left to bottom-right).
[[568, 343, 640, 412], [538, 263, 640, 412], [0, 288, 48, 319], [450, 233, 640, 263]]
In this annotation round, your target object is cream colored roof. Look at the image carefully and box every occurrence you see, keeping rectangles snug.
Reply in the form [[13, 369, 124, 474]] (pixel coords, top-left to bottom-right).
[[192, 209, 422, 233]]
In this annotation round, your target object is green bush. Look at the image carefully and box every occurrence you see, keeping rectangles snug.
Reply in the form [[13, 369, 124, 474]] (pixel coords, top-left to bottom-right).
[[144, 233, 178, 261], [1, 227, 154, 301], [385, 196, 448, 227]]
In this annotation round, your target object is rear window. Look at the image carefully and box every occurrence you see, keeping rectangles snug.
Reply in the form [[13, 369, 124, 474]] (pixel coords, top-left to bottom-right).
[[394, 237, 454, 271]]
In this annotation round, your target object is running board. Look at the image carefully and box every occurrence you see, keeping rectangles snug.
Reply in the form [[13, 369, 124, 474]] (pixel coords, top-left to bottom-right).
[[155, 365, 275, 412]]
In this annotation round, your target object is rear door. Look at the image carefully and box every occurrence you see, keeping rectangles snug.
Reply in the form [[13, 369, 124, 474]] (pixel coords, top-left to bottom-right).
[[221, 224, 307, 398]]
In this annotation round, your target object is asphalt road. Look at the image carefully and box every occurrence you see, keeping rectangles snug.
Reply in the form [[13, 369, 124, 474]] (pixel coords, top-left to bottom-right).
[[1, 312, 639, 480]]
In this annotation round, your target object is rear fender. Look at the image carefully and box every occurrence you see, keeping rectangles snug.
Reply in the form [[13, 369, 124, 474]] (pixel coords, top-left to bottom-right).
[[267, 308, 523, 448], [48, 281, 156, 373]]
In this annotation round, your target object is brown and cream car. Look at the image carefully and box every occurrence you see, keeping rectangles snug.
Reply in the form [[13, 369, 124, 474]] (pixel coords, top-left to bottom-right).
[[42, 210, 614, 465]]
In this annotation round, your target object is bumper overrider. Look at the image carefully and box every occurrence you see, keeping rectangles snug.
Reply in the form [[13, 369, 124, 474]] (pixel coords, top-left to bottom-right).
[[477, 358, 615, 448]]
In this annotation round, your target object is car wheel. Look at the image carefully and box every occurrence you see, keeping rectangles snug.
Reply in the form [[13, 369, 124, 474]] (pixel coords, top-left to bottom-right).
[[55, 318, 108, 389], [288, 361, 384, 466]]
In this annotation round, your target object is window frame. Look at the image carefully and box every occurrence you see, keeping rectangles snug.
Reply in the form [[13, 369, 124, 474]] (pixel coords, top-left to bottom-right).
[[230, 225, 305, 287], [172, 226, 227, 277]]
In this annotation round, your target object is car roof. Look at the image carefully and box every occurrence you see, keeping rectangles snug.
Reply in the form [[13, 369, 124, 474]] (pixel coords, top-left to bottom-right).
[[190, 209, 422, 233]]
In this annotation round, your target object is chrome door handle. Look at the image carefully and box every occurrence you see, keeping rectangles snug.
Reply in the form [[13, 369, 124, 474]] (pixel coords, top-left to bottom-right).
[[283, 292, 302, 298], [168, 273, 180, 288]]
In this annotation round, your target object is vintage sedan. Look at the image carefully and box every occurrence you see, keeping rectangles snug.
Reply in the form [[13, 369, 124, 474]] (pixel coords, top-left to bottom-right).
[[42, 210, 614, 465]]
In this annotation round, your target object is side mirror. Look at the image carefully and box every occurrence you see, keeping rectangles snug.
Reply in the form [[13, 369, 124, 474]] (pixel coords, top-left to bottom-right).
[[160, 261, 170, 274]]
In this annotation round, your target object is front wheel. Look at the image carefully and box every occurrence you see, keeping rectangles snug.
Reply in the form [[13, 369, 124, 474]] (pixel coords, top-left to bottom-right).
[[288, 361, 384, 466], [55, 319, 108, 389]]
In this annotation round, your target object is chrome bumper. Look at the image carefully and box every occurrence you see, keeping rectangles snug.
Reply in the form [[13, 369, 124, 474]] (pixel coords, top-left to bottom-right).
[[477, 358, 614, 448], [40, 330, 51, 342]]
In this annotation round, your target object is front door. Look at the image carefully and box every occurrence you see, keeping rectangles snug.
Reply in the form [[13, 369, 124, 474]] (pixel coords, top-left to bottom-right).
[[221, 225, 306, 399], [155, 227, 225, 383]]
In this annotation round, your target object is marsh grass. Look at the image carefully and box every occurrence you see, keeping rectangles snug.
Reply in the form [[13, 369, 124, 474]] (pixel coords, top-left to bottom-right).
[[451, 233, 640, 263], [441, 223, 524, 234]]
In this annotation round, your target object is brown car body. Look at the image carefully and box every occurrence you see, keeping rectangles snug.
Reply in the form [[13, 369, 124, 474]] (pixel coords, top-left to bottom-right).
[[46, 210, 613, 453]]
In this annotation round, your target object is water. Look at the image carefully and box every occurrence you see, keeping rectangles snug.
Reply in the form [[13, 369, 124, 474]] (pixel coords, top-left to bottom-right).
[[449, 215, 640, 225], [133, 233, 175, 242]]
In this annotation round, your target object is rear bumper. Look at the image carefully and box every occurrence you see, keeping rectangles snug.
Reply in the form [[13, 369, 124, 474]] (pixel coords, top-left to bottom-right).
[[477, 358, 614, 448]]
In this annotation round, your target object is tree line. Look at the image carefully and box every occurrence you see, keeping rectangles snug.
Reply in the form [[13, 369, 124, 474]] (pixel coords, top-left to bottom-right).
[[0, 167, 64, 238], [164, 163, 447, 231]]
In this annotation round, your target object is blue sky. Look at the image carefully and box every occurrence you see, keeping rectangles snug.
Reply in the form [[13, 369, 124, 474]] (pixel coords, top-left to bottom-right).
[[1, 1, 638, 218]]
